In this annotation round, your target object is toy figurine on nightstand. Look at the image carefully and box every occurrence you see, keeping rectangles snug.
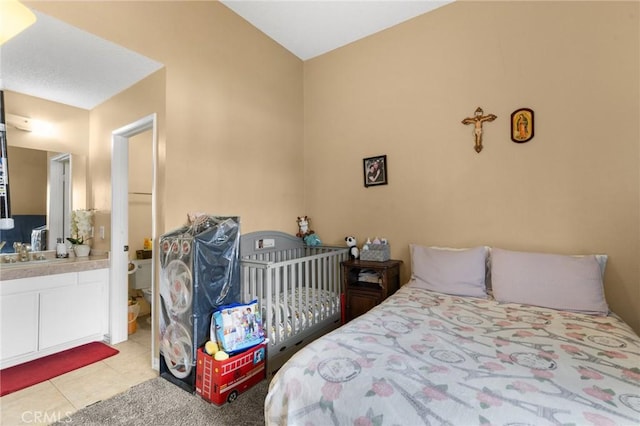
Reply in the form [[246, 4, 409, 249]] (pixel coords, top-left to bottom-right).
[[345, 236, 359, 259]]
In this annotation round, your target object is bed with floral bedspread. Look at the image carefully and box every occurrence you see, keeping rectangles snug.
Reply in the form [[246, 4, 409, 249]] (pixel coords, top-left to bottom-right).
[[265, 282, 640, 425]]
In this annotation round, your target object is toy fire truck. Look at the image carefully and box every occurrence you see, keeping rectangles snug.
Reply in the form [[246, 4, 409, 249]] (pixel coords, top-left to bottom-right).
[[195, 341, 267, 405]]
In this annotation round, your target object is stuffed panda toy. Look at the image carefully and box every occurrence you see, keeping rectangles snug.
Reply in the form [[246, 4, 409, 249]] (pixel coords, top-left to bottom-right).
[[345, 236, 359, 259]]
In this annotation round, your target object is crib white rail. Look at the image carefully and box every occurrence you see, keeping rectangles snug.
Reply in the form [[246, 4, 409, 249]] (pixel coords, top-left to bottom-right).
[[240, 242, 348, 372]]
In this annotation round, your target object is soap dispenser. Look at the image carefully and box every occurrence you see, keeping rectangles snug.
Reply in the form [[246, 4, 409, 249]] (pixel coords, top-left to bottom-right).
[[56, 238, 68, 258]]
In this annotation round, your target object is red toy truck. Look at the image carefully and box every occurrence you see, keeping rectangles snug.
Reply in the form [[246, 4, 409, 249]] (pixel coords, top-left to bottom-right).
[[195, 341, 267, 405]]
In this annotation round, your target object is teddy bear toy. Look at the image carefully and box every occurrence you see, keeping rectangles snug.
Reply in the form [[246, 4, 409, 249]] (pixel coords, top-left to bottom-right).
[[296, 216, 314, 238], [345, 236, 359, 259]]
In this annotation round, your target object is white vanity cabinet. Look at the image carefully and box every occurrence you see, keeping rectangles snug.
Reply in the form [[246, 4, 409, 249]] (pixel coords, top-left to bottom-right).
[[1, 291, 39, 360], [0, 268, 109, 369]]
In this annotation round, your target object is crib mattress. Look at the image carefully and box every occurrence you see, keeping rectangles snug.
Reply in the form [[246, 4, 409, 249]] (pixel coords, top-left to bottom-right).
[[262, 287, 340, 342]]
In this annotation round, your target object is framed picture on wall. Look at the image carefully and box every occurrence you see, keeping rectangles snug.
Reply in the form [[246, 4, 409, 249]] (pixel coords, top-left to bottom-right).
[[363, 155, 387, 188], [511, 108, 534, 143]]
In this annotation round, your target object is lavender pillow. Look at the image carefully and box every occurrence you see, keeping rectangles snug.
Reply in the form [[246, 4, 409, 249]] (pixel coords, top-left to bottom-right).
[[408, 245, 488, 298], [491, 248, 608, 315]]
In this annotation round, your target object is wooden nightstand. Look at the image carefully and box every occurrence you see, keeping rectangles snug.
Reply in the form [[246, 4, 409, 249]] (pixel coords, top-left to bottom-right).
[[342, 259, 402, 322]]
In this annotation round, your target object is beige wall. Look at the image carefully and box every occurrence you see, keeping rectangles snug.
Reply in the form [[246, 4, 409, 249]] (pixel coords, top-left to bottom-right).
[[5, 91, 90, 220], [5, 91, 89, 156], [23, 1, 639, 334], [7, 147, 47, 215], [29, 0, 305, 238], [87, 69, 166, 254], [304, 1, 640, 332]]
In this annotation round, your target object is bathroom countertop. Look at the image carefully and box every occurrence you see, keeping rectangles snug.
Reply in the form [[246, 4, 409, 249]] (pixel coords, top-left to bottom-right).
[[0, 254, 110, 281]]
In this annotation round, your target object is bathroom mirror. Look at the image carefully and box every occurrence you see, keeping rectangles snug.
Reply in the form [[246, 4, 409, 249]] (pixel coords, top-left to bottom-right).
[[3, 145, 87, 252]]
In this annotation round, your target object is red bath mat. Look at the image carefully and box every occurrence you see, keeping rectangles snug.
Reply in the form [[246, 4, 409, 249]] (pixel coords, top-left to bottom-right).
[[0, 342, 119, 397]]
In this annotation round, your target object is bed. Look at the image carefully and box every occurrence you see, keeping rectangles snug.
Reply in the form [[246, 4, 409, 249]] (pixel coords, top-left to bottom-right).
[[265, 245, 640, 425], [240, 231, 349, 376]]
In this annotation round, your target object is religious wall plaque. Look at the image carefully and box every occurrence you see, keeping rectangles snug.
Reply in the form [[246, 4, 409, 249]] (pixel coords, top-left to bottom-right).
[[511, 108, 534, 143]]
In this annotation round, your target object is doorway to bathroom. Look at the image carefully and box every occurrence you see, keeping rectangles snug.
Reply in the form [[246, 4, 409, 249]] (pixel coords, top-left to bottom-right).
[[110, 113, 158, 370], [127, 130, 153, 334]]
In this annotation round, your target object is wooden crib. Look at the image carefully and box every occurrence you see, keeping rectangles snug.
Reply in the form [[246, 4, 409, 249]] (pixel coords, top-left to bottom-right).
[[240, 231, 349, 376]]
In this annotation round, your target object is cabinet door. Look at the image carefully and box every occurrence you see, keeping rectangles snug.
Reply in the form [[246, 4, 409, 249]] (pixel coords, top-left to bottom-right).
[[81, 269, 109, 335], [39, 271, 106, 350], [347, 289, 380, 321], [1, 292, 39, 360]]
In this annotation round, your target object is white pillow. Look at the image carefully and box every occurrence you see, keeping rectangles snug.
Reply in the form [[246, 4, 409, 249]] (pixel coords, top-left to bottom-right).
[[491, 248, 608, 315], [408, 245, 488, 298]]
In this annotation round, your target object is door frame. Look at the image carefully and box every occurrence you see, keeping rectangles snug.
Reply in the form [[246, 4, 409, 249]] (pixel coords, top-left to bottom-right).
[[110, 113, 158, 368], [48, 153, 71, 250]]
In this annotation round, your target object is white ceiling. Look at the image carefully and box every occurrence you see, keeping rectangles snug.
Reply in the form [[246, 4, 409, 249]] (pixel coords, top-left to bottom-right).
[[0, 10, 164, 110], [0, 1, 452, 111], [221, 0, 453, 60]]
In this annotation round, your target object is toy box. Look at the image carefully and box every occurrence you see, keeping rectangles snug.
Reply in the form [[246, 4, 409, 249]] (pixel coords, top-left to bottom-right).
[[195, 342, 267, 406]]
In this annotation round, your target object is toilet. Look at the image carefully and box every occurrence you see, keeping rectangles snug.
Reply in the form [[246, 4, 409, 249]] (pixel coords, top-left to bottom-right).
[[128, 258, 153, 313], [142, 288, 152, 305]]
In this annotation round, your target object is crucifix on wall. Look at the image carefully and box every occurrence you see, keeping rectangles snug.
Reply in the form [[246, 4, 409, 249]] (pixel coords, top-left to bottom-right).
[[461, 107, 497, 153]]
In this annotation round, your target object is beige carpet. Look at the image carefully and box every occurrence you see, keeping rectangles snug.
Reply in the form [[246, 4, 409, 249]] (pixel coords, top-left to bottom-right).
[[51, 376, 268, 426]]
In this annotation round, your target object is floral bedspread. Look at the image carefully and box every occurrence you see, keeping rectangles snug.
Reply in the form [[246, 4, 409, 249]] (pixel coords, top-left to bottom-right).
[[265, 284, 640, 426]]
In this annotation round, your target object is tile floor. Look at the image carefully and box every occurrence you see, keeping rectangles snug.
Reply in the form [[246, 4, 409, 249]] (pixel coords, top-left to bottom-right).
[[1, 316, 157, 426]]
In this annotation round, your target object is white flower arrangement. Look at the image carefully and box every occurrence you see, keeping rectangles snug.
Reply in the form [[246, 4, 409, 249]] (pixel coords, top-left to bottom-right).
[[67, 209, 95, 245]]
